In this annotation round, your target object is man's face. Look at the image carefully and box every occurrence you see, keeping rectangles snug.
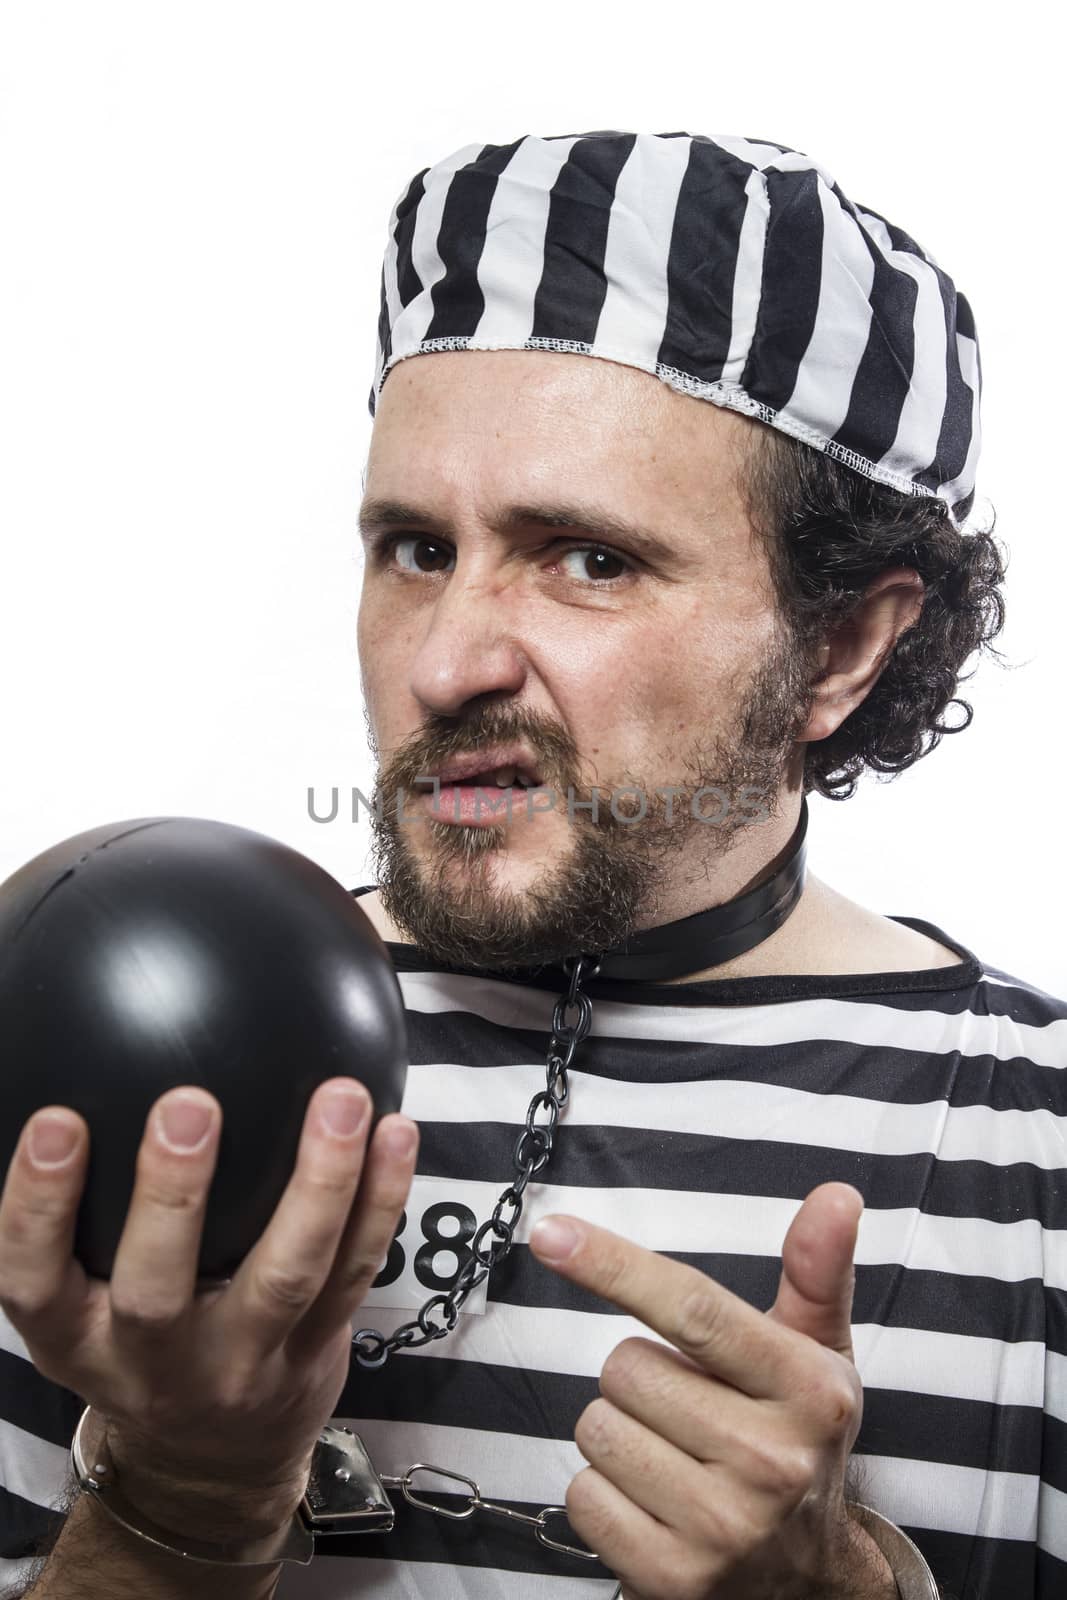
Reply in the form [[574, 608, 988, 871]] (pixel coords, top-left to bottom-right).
[[357, 350, 814, 969]]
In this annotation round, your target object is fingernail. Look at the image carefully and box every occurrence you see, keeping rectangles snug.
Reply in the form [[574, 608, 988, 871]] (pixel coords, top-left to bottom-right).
[[28, 1112, 79, 1169], [157, 1092, 215, 1152], [319, 1085, 370, 1139], [530, 1216, 580, 1263], [381, 1119, 417, 1158]]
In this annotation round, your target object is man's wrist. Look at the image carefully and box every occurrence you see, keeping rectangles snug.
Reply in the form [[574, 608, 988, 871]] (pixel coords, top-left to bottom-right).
[[79, 1406, 311, 1550], [845, 1502, 940, 1600], [34, 1486, 286, 1600], [836, 1511, 900, 1599]]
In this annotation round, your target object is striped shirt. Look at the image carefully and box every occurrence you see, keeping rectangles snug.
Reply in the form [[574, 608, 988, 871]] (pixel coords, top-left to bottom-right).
[[1, 906, 1065, 1599]]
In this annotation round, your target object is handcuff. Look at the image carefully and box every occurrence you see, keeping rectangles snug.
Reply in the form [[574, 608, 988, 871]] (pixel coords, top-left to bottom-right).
[[72, 1408, 393, 1567], [71, 1408, 940, 1597]]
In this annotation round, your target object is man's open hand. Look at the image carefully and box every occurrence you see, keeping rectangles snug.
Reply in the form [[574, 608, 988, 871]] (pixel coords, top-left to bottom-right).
[[0, 1081, 419, 1540], [529, 1182, 897, 1600]]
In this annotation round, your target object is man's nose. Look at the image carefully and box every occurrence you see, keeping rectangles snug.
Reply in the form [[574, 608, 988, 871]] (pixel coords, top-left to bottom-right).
[[407, 573, 529, 718]]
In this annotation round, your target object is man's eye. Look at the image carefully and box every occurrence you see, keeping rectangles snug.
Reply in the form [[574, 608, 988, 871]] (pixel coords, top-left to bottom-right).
[[557, 546, 630, 583], [390, 536, 455, 574], [379, 536, 629, 584]]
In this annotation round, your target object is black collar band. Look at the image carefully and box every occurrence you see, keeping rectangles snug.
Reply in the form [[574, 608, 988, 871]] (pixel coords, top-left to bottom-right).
[[381, 799, 812, 989], [587, 798, 809, 982]]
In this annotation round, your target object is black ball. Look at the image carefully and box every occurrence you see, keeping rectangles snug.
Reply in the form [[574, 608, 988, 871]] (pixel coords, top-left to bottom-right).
[[0, 817, 408, 1281]]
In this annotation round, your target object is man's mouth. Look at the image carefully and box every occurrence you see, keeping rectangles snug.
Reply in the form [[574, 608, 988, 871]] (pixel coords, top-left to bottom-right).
[[408, 750, 547, 827], [421, 766, 538, 790], [413, 750, 544, 792]]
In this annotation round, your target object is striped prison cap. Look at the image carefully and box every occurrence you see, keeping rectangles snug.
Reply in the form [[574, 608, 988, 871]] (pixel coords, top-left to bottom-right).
[[369, 131, 981, 530]]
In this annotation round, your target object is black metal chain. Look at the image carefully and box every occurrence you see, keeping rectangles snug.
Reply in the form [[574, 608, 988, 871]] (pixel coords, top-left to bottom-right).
[[351, 951, 600, 1370]]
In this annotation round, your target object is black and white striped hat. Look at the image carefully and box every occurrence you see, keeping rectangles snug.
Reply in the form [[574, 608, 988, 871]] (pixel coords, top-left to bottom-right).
[[369, 131, 981, 530]]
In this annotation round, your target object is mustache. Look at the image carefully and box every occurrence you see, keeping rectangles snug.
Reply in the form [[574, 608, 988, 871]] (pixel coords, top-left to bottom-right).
[[376, 709, 581, 793]]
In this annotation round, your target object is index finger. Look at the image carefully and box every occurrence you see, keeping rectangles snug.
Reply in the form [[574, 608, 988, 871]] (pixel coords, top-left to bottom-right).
[[528, 1214, 806, 1400]]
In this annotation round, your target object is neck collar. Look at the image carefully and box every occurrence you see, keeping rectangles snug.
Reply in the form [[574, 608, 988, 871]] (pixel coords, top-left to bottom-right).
[[586, 798, 809, 982], [363, 800, 811, 987]]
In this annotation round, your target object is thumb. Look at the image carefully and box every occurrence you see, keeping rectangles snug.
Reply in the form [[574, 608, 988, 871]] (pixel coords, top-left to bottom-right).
[[768, 1182, 863, 1361]]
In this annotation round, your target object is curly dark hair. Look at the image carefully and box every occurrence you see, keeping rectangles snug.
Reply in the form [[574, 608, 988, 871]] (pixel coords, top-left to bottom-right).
[[739, 424, 1010, 801]]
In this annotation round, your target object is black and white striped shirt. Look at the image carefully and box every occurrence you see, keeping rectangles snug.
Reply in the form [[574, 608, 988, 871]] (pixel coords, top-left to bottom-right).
[[1, 906, 1064, 1599]]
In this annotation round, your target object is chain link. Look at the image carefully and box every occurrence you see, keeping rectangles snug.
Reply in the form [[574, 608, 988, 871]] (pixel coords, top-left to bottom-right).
[[350, 951, 603, 1563], [352, 951, 598, 1367], [377, 1463, 599, 1562]]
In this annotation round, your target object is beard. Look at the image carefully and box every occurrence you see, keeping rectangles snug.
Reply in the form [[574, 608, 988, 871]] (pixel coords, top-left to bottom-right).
[[366, 630, 815, 973]]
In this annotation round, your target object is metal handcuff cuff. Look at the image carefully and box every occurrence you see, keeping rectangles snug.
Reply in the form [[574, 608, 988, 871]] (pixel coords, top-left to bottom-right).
[[72, 926, 939, 1596]]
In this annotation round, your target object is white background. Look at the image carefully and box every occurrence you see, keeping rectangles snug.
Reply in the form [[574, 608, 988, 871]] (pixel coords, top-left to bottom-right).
[[1, 1, 1063, 994]]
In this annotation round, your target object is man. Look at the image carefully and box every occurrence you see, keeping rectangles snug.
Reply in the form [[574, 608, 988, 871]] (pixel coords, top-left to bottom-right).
[[0, 131, 1063, 1600]]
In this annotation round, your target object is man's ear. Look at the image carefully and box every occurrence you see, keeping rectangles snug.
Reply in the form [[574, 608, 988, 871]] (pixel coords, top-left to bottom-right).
[[796, 568, 925, 745]]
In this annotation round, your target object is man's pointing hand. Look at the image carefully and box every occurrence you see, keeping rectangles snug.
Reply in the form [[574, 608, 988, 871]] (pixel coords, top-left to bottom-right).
[[529, 1182, 898, 1600]]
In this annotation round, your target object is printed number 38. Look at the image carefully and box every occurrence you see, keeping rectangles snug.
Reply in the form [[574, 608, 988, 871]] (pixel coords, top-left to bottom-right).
[[372, 1201, 478, 1292]]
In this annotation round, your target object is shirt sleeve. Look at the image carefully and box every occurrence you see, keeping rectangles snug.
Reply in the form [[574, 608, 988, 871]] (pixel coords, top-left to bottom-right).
[[0, 1313, 82, 1581]]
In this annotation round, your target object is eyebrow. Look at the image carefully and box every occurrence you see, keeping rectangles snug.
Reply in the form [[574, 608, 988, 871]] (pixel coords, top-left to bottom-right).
[[357, 498, 683, 568]]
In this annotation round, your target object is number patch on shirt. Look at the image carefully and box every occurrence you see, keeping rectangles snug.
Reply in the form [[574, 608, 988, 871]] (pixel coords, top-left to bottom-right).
[[359, 1174, 490, 1316]]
